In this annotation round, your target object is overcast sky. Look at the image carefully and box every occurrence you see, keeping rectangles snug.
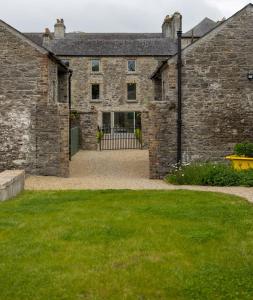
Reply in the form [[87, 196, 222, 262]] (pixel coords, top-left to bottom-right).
[[1, 0, 250, 33]]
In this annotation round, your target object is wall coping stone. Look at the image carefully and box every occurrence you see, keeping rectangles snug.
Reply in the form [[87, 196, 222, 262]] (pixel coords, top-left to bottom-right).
[[0, 170, 25, 201]]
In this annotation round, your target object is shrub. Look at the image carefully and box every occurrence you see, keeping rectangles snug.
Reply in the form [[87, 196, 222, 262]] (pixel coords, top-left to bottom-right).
[[166, 162, 253, 187], [234, 142, 253, 158], [135, 128, 142, 142], [96, 130, 104, 142]]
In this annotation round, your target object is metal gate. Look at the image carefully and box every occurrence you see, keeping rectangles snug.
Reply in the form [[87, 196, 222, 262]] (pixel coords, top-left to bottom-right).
[[98, 127, 143, 150], [70, 126, 80, 156]]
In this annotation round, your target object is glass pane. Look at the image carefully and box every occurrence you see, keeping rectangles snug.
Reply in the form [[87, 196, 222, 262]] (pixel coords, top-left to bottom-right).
[[92, 60, 100, 72], [135, 112, 142, 129], [102, 112, 111, 132], [92, 84, 100, 100], [114, 112, 134, 132], [127, 83, 136, 100], [128, 60, 136, 72]]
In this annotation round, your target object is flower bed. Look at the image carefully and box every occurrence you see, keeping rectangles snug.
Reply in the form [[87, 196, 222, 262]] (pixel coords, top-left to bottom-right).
[[166, 162, 253, 186]]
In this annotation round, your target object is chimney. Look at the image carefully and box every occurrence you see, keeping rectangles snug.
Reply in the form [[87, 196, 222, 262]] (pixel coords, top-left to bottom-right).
[[162, 12, 182, 39], [42, 28, 52, 47], [54, 18, 65, 39]]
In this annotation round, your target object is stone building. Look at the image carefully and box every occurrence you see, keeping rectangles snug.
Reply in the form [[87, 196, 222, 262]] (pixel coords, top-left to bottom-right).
[[150, 4, 253, 178], [0, 20, 70, 177], [25, 14, 217, 150]]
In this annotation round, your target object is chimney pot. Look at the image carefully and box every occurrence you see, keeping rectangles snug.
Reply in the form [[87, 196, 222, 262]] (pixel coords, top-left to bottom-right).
[[42, 28, 52, 47], [54, 18, 66, 39], [162, 12, 182, 39]]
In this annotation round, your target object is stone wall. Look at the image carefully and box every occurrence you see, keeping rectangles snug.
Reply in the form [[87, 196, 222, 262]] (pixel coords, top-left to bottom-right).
[[149, 100, 177, 179], [79, 110, 98, 151], [31, 103, 69, 177], [59, 56, 164, 148], [0, 21, 70, 177], [149, 5, 253, 178]]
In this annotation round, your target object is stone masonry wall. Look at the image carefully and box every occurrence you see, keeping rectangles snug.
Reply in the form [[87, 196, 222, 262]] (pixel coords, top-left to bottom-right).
[[149, 5, 253, 178], [59, 56, 164, 148], [79, 110, 98, 151], [0, 22, 69, 176], [31, 102, 69, 177], [149, 101, 177, 179], [149, 63, 177, 178]]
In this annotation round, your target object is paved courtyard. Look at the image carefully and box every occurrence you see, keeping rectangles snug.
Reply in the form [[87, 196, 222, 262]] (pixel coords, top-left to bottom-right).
[[25, 150, 253, 202]]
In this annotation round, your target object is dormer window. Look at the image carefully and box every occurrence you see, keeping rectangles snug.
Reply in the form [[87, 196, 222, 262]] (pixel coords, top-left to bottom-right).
[[91, 59, 100, 72], [128, 60, 136, 72]]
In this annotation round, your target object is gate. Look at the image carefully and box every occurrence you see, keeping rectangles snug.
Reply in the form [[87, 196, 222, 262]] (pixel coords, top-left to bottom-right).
[[70, 126, 80, 156], [98, 126, 143, 150]]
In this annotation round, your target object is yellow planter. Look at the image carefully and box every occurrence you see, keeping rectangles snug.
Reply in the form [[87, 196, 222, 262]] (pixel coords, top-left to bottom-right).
[[226, 155, 253, 170]]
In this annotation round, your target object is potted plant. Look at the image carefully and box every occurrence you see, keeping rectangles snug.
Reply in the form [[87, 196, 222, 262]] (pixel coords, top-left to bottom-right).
[[226, 142, 253, 170]]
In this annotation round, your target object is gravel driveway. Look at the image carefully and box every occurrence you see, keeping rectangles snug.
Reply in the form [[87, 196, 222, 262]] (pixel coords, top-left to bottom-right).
[[25, 150, 253, 203]]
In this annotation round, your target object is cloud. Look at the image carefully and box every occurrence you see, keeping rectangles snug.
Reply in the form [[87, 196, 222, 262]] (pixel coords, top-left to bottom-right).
[[0, 0, 249, 33], [205, 0, 249, 15]]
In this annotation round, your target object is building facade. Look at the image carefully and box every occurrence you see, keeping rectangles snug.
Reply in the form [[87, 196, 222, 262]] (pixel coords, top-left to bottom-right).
[[0, 20, 70, 177], [25, 13, 216, 151], [150, 4, 253, 178]]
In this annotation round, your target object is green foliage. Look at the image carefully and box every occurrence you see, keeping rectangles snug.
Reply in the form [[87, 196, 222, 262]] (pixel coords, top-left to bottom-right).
[[134, 128, 142, 142], [234, 141, 253, 157], [167, 162, 253, 186], [70, 111, 80, 121], [96, 129, 104, 142], [0, 190, 253, 299]]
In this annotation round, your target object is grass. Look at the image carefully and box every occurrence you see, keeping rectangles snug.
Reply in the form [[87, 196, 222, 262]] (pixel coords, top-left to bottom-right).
[[0, 190, 253, 299]]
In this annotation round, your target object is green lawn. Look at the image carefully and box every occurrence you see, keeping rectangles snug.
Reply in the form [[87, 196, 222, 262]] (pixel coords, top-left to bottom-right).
[[0, 190, 253, 300]]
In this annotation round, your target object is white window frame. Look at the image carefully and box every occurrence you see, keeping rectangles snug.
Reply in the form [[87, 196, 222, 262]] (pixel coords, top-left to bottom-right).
[[91, 59, 100, 73], [127, 60, 136, 72]]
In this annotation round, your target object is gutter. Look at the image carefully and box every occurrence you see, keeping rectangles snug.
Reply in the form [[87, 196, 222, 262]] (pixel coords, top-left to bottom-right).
[[68, 70, 73, 161], [48, 51, 69, 71], [150, 60, 168, 80], [177, 29, 182, 166]]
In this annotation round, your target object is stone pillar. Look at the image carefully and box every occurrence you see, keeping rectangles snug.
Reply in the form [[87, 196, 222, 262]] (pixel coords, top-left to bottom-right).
[[148, 101, 177, 179], [31, 103, 69, 177], [79, 110, 98, 150], [58, 103, 70, 177], [141, 111, 149, 149]]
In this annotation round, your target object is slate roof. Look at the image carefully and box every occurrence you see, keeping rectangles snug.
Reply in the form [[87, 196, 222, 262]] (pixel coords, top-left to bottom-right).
[[23, 17, 216, 57], [183, 17, 217, 38], [24, 32, 177, 56]]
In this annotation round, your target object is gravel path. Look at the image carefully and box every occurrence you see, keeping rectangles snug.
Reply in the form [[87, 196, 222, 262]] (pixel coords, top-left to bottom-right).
[[25, 150, 253, 203]]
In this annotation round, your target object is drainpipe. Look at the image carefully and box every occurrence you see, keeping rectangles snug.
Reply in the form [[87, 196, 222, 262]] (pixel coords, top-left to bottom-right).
[[68, 70, 73, 161], [177, 29, 182, 166]]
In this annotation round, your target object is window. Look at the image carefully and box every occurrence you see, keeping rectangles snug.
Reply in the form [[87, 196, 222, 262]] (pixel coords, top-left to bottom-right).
[[91, 59, 100, 72], [102, 112, 111, 132], [162, 80, 165, 100], [128, 60, 136, 72], [92, 84, 100, 100], [127, 83, 136, 101]]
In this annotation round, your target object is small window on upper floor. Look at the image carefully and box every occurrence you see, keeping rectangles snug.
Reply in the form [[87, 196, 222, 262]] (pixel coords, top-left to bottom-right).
[[92, 84, 100, 100], [91, 59, 100, 72], [128, 60, 136, 72], [127, 83, 136, 101]]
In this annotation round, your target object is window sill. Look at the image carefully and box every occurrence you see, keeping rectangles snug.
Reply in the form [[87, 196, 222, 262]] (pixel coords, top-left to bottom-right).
[[90, 72, 103, 75], [126, 100, 138, 103], [90, 100, 102, 103], [126, 72, 138, 75]]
